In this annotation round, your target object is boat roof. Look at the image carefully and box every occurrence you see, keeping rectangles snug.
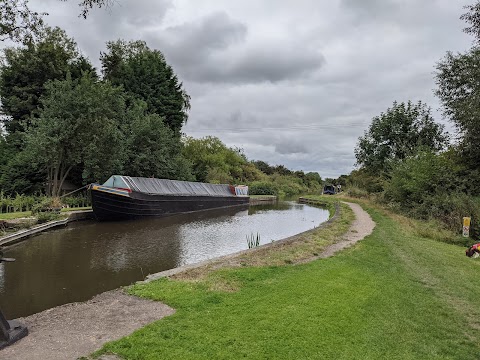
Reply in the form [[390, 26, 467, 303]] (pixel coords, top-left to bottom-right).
[[102, 175, 239, 197]]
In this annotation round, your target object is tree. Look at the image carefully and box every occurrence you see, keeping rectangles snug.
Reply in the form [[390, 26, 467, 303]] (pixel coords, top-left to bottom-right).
[[252, 160, 274, 175], [24, 73, 126, 197], [436, 49, 480, 168], [0, 0, 45, 42], [435, 3, 480, 182], [385, 150, 458, 208], [0, 26, 96, 134], [182, 136, 247, 183], [354, 101, 448, 174], [1, 0, 112, 43], [101, 40, 190, 135], [461, 1, 480, 42], [122, 105, 193, 181], [305, 172, 322, 185]]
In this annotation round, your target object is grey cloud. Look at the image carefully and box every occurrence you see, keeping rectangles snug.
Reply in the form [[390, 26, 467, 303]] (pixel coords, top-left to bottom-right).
[[275, 141, 308, 155], [145, 12, 246, 69], [146, 12, 324, 84], [161, 12, 247, 58]]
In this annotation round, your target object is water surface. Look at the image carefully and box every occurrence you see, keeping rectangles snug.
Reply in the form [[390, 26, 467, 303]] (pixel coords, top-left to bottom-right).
[[0, 201, 328, 318]]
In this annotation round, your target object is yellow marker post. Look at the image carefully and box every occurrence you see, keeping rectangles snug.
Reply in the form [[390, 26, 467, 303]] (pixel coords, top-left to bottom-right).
[[463, 217, 471, 238]]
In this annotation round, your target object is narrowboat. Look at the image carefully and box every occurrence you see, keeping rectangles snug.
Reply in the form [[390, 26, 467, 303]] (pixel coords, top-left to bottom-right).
[[323, 184, 336, 195], [90, 175, 249, 221]]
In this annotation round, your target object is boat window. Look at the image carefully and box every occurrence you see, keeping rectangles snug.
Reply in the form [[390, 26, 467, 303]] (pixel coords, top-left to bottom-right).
[[103, 175, 129, 189], [103, 176, 114, 187]]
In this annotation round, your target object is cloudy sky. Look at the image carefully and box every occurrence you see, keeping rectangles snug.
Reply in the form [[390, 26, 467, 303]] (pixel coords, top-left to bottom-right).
[[28, 0, 473, 178]]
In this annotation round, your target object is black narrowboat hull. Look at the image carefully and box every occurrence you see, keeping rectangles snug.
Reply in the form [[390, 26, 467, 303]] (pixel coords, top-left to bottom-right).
[[91, 186, 250, 221]]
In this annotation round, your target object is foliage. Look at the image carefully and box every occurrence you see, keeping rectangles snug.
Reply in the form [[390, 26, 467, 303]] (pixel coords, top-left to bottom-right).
[[0, 27, 96, 134], [36, 211, 61, 224], [252, 160, 274, 175], [1, 0, 111, 43], [24, 72, 126, 196], [0, 146, 45, 194], [72, 0, 113, 19], [101, 39, 190, 135], [354, 101, 448, 175], [182, 136, 248, 183], [123, 107, 193, 180], [249, 182, 276, 196], [0, 0, 45, 43], [384, 150, 459, 209], [344, 186, 370, 199], [435, 48, 480, 178], [461, 1, 480, 42], [31, 196, 63, 214], [305, 171, 322, 185]]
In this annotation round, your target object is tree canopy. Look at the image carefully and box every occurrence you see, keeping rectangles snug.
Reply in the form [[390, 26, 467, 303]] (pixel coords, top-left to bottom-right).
[[101, 40, 190, 135], [354, 101, 448, 174], [0, 26, 95, 134], [24, 73, 126, 196]]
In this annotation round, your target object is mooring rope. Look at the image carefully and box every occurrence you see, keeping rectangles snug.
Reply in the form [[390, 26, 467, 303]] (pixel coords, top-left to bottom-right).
[[60, 184, 90, 198]]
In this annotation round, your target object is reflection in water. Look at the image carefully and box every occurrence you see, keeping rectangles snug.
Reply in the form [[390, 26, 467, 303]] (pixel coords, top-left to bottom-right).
[[0, 202, 328, 318]]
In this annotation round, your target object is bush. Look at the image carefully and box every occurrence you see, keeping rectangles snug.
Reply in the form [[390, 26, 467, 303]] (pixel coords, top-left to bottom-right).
[[345, 187, 370, 199], [32, 197, 63, 214], [36, 211, 62, 224], [249, 181, 276, 195], [408, 193, 480, 238]]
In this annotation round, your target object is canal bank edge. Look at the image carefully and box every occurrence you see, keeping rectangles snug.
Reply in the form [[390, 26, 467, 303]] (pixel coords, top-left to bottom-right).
[[0, 210, 94, 247], [142, 199, 340, 283]]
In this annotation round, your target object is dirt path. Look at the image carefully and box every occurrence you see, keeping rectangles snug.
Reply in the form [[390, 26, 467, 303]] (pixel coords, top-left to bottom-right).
[[1, 290, 174, 360], [319, 202, 375, 258], [0, 201, 375, 360]]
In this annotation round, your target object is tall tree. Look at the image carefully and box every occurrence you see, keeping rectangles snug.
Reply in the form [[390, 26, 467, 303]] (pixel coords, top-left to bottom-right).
[[0, 26, 96, 134], [101, 40, 190, 135], [122, 104, 193, 181], [436, 3, 480, 177], [24, 73, 126, 197], [355, 101, 448, 174]]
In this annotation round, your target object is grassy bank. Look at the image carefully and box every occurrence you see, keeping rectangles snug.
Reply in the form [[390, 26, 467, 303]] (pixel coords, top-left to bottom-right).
[[96, 197, 480, 359], [0, 206, 92, 221]]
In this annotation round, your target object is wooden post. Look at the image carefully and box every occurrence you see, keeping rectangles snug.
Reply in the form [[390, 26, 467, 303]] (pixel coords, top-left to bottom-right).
[[463, 217, 471, 238]]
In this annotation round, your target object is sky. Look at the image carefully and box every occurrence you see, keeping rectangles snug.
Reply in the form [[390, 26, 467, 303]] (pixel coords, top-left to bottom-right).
[[27, 0, 474, 178]]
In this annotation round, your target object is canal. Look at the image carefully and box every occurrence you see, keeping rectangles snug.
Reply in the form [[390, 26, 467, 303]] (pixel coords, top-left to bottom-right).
[[0, 201, 329, 319]]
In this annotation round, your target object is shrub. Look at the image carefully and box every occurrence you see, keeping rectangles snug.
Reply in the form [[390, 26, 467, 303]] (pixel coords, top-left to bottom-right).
[[36, 211, 61, 224], [249, 182, 276, 195], [32, 197, 63, 214], [345, 186, 369, 199]]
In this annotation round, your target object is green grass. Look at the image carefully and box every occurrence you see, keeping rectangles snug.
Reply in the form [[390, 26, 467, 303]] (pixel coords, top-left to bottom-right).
[[0, 206, 92, 221], [96, 202, 480, 359], [0, 211, 32, 220], [60, 206, 92, 212]]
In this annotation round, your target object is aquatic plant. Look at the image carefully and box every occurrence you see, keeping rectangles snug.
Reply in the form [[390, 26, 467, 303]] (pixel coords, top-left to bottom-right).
[[246, 232, 261, 248]]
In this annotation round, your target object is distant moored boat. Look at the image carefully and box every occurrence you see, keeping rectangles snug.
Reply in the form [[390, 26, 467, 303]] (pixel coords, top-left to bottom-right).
[[90, 175, 249, 221]]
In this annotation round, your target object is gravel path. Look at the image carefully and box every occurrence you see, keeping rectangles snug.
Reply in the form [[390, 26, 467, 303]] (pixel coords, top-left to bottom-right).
[[1, 290, 174, 360], [319, 202, 375, 258], [0, 201, 374, 360]]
